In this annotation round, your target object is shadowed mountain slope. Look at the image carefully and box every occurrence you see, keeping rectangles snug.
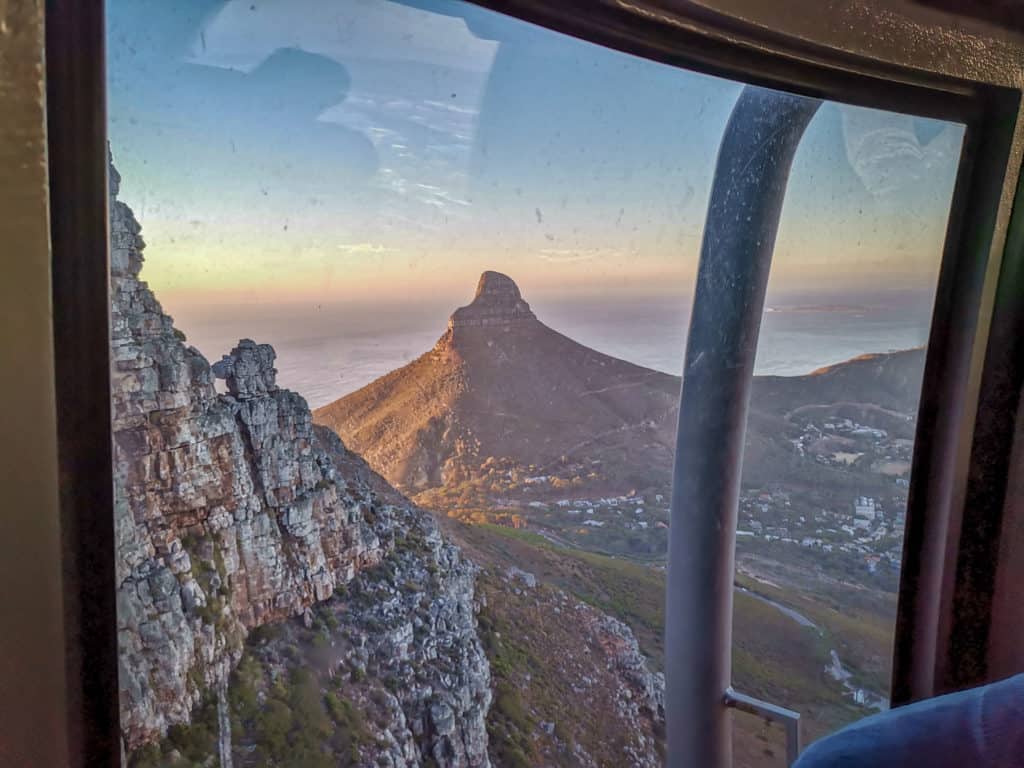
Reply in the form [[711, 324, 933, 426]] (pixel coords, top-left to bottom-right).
[[315, 272, 926, 497], [315, 272, 681, 492], [750, 349, 926, 418]]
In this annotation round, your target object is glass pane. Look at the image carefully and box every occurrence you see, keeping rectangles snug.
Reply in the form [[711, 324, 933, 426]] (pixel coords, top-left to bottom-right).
[[732, 105, 963, 747], [106, 1, 962, 766]]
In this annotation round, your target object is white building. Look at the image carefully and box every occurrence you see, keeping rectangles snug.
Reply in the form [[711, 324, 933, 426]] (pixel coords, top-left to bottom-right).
[[854, 497, 878, 521]]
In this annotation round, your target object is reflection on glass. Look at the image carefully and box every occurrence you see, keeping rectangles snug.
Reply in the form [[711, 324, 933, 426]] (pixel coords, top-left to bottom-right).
[[106, 0, 962, 765]]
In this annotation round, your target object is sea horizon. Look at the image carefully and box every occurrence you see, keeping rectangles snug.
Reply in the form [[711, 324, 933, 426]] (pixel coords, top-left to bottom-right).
[[163, 288, 937, 410]]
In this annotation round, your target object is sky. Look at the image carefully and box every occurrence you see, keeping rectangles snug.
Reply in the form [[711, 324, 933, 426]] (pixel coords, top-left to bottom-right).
[[106, 0, 965, 320]]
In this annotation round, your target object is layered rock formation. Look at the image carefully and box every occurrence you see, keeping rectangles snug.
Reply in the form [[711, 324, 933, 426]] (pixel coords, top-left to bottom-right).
[[316, 432, 492, 767], [109, 157, 490, 765], [448, 271, 537, 329]]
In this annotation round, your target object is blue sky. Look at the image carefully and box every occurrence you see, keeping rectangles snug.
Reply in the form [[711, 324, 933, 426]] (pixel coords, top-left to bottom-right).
[[106, 0, 965, 313]]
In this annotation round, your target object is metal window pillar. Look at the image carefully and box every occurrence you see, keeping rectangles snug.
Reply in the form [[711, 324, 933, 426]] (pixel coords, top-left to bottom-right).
[[666, 86, 820, 768]]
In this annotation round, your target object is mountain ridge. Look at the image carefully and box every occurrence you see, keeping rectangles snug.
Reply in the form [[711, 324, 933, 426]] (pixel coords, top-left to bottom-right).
[[109, 157, 492, 766], [315, 272, 924, 500]]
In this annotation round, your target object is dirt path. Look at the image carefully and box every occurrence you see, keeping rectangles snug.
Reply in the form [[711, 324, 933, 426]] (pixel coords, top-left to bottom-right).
[[783, 401, 912, 423]]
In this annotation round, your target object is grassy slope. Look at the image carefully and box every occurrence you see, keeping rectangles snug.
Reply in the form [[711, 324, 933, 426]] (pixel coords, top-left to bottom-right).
[[477, 572, 665, 767], [443, 520, 886, 762]]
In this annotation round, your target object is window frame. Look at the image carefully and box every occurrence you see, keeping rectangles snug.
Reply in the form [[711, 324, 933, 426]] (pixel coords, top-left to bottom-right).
[[42, 0, 1024, 766]]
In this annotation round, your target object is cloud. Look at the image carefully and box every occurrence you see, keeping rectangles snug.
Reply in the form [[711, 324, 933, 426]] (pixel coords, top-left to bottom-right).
[[537, 248, 611, 263], [414, 183, 470, 208], [336, 242, 396, 255]]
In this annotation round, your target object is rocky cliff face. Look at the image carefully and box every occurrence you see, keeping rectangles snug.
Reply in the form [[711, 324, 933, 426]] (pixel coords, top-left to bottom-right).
[[448, 271, 537, 330], [109, 158, 490, 765]]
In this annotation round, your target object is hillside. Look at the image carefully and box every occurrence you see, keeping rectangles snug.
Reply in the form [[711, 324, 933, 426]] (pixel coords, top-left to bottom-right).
[[436, 518, 887, 767], [315, 272, 681, 496], [310, 267, 918, 762], [315, 272, 925, 510], [751, 350, 926, 418]]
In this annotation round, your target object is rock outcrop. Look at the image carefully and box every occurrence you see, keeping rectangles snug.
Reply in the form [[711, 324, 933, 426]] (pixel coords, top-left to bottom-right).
[[211, 340, 279, 398], [328, 504, 492, 767], [448, 271, 537, 330], [109, 155, 490, 765]]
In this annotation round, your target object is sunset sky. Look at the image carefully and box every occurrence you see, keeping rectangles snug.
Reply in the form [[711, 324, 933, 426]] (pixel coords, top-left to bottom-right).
[[106, 0, 965, 317]]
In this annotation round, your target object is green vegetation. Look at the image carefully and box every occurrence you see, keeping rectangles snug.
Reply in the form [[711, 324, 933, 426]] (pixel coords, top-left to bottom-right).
[[439, 500, 669, 562], [248, 621, 282, 644], [458, 522, 665, 662], [176, 540, 234, 633], [129, 695, 219, 768], [312, 603, 340, 632], [475, 568, 667, 765], [234, 658, 370, 767], [731, 591, 862, 740], [464, 519, 893, 702], [166, 695, 219, 763], [477, 595, 540, 767], [734, 571, 894, 697], [567, 548, 665, 653], [129, 743, 163, 768], [447, 518, 890, 755], [323, 691, 373, 763]]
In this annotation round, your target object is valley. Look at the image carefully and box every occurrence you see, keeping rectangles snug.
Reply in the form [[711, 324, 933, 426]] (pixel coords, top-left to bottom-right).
[[110, 215, 919, 767], [316, 271, 921, 764]]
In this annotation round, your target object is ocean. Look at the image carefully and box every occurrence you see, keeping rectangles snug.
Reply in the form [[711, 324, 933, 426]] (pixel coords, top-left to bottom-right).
[[168, 290, 936, 410]]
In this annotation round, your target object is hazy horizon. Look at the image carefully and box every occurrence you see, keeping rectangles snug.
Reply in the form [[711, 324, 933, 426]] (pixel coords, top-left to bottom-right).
[[162, 276, 937, 409]]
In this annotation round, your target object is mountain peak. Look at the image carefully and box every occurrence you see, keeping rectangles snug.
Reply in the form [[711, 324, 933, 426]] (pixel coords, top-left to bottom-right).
[[474, 270, 522, 301], [449, 271, 536, 330]]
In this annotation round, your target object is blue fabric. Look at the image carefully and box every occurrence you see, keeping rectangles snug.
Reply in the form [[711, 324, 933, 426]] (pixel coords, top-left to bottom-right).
[[794, 674, 1024, 768]]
